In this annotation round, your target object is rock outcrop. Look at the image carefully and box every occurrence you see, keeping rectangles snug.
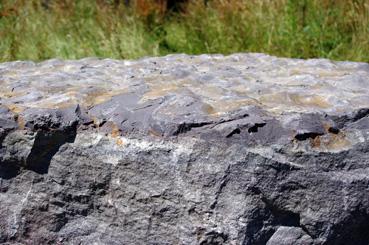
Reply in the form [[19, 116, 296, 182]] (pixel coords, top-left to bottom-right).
[[1, 53, 369, 244]]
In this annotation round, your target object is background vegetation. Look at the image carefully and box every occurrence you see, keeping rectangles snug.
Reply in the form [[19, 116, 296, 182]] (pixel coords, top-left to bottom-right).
[[1, 0, 369, 62]]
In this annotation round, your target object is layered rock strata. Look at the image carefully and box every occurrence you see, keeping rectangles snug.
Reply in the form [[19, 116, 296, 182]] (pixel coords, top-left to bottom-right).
[[1, 53, 369, 244]]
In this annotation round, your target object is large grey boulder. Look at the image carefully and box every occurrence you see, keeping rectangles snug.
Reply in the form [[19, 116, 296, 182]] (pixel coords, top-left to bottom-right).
[[0, 53, 369, 244]]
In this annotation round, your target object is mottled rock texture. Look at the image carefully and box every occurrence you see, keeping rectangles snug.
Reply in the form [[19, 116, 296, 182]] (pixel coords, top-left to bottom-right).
[[1, 53, 369, 244]]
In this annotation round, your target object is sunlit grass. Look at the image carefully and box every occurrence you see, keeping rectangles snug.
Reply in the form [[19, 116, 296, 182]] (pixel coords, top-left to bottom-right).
[[0, 0, 368, 62]]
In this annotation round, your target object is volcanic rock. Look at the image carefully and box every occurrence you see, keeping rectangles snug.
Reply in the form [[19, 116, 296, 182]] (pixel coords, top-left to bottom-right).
[[1, 53, 369, 244]]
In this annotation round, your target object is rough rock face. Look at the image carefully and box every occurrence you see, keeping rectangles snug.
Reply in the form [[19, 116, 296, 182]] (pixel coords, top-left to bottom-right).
[[1, 53, 369, 244]]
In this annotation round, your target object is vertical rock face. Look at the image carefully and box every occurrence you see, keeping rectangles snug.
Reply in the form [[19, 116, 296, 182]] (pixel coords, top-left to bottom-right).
[[1, 53, 369, 244]]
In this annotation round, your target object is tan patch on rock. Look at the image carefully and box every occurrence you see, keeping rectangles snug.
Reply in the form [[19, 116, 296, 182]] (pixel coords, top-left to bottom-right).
[[312, 132, 352, 152], [142, 81, 184, 101], [6, 104, 24, 114], [16, 115, 25, 130], [208, 98, 260, 116], [260, 92, 330, 111], [83, 88, 129, 108]]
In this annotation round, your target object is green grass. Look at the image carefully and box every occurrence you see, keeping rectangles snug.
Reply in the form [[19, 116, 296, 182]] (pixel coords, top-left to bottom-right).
[[1, 0, 369, 62]]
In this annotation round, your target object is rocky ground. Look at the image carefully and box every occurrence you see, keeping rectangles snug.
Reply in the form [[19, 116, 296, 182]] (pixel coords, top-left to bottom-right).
[[1, 53, 369, 244]]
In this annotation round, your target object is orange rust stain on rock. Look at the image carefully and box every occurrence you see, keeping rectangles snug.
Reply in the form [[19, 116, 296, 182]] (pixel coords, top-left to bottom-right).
[[111, 124, 121, 138], [312, 132, 351, 151], [116, 138, 124, 146], [110, 123, 125, 146]]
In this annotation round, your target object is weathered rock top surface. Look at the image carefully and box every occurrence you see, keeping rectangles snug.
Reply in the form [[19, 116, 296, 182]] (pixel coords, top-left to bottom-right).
[[1, 53, 369, 115], [1, 54, 369, 244], [1, 53, 369, 151]]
